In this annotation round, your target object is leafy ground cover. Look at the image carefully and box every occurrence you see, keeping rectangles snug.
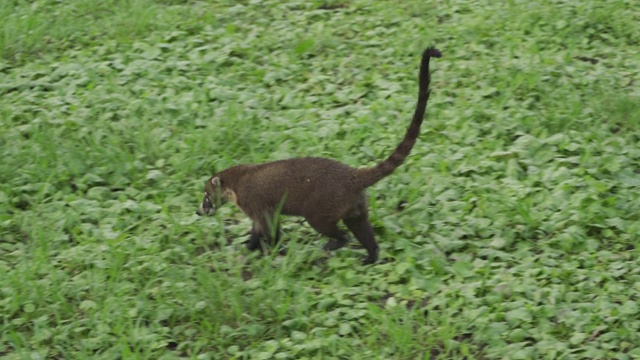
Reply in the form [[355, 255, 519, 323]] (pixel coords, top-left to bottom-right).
[[1, 0, 639, 358]]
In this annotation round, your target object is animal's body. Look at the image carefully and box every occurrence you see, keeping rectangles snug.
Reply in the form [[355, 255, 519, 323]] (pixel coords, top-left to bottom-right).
[[197, 47, 442, 264]]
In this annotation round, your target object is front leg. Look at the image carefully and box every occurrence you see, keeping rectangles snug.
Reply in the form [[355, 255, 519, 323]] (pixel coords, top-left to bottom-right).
[[246, 223, 263, 251], [246, 221, 282, 252]]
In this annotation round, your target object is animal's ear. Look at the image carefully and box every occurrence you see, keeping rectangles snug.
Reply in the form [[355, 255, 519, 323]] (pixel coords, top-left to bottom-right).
[[211, 177, 221, 186]]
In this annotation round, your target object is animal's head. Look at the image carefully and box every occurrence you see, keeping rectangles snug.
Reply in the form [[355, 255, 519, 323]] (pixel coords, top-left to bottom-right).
[[196, 176, 224, 216]]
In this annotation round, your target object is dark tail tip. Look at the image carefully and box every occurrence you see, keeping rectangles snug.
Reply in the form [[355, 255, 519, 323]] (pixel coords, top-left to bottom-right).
[[424, 47, 442, 58]]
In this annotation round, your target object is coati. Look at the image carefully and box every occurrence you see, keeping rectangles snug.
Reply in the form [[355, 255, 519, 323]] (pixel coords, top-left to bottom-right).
[[196, 47, 442, 264]]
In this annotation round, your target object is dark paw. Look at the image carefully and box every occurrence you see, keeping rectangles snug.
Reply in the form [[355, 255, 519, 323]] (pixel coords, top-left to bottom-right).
[[362, 249, 379, 265], [323, 239, 347, 251], [246, 239, 261, 251], [362, 256, 377, 265]]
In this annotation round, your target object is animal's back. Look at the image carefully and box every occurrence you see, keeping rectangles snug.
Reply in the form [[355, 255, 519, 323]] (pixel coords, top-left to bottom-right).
[[241, 157, 361, 217]]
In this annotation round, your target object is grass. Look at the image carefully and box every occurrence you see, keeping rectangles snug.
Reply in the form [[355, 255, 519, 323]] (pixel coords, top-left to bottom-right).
[[1, 0, 640, 358]]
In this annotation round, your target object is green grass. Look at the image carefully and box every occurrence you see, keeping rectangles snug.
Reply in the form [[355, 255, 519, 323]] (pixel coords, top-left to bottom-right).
[[1, 0, 640, 358]]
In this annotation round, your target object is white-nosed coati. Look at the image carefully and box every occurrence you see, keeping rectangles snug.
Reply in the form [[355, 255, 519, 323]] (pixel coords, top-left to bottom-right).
[[197, 47, 441, 264]]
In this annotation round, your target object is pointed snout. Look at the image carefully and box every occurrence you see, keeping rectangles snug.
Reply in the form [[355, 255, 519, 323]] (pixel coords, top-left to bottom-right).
[[196, 203, 215, 216]]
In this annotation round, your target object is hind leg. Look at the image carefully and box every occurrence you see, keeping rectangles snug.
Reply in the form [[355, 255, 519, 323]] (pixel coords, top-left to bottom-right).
[[307, 217, 349, 251], [344, 216, 379, 265], [324, 235, 348, 251]]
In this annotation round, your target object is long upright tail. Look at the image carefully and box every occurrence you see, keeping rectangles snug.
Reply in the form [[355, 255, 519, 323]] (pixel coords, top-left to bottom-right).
[[355, 46, 441, 189]]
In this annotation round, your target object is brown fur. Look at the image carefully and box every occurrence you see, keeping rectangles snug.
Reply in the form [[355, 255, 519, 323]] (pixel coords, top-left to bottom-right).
[[197, 47, 442, 264]]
